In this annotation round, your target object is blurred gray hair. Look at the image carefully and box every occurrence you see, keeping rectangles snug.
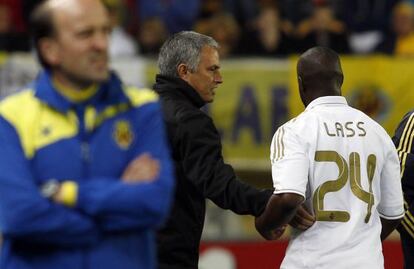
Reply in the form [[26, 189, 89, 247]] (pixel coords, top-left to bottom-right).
[[157, 31, 219, 78]]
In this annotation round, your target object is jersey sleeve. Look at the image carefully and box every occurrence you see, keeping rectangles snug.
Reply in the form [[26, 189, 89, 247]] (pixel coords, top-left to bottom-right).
[[377, 138, 405, 219], [270, 124, 309, 198]]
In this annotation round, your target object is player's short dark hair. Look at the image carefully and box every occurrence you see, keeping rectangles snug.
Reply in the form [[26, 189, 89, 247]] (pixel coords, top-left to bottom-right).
[[298, 46, 343, 89]]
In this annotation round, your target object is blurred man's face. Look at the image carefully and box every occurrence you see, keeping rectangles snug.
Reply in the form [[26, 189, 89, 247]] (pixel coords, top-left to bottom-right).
[[45, 0, 111, 87], [393, 10, 414, 36], [0, 5, 11, 33], [185, 46, 223, 103], [313, 7, 334, 31]]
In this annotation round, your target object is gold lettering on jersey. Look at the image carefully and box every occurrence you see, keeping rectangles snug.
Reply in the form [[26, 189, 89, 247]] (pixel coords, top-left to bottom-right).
[[313, 151, 377, 223], [323, 122, 336, 136], [323, 121, 366, 137], [313, 151, 350, 222], [335, 122, 344, 137], [345, 122, 355, 137], [357, 122, 366, 137]]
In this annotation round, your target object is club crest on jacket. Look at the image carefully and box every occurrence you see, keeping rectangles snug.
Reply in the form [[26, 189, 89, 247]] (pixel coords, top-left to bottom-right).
[[113, 120, 134, 150]]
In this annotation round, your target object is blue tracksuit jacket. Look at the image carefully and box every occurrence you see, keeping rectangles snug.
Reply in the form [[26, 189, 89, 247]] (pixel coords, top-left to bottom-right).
[[0, 71, 175, 269]]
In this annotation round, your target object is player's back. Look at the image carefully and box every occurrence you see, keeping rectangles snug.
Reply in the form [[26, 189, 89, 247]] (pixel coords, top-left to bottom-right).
[[274, 97, 403, 269]]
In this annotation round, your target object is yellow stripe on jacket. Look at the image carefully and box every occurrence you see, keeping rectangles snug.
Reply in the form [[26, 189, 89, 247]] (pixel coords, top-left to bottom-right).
[[0, 90, 78, 159]]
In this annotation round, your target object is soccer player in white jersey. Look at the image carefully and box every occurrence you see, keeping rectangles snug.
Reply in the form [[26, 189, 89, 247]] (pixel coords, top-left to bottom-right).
[[255, 46, 404, 269]]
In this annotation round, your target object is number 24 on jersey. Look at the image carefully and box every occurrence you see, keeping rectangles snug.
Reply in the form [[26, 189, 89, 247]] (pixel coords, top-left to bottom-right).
[[313, 151, 376, 223]]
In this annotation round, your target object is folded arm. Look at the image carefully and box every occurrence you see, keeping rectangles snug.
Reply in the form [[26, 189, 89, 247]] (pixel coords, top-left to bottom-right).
[[52, 102, 175, 231], [0, 117, 99, 247]]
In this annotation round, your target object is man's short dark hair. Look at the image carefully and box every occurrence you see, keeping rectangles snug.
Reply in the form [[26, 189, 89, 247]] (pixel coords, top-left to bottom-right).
[[29, 1, 55, 69]]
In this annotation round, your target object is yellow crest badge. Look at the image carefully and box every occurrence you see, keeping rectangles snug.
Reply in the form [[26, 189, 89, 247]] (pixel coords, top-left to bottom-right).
[[113, 120, 134, 150]]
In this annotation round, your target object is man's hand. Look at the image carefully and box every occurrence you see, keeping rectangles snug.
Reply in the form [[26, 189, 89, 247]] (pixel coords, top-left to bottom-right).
[[45, 181, 77, 207], [255, 218, 287, 240], [255, 193, 305, 240], [122, 153, 160, 183], [289, 205, 315, 230]]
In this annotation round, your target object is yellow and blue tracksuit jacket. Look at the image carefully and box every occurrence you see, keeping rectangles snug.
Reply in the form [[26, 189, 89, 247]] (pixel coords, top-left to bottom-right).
[[0, 71, 175, 269]]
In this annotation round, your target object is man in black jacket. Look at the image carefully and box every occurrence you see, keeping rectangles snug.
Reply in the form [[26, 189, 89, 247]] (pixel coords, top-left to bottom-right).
[[153, 31, 314, 269]]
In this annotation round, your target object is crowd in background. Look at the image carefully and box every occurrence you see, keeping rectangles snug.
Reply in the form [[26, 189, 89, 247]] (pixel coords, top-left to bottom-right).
[[1, 0, 414, 58]]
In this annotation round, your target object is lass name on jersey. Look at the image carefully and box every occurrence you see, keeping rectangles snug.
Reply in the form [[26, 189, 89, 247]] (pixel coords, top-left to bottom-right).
[[323, 121, 367, 137]]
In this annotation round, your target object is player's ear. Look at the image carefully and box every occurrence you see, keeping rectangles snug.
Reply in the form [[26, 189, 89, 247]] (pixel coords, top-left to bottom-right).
[[39, 37, 60, 66], [177, 63, 189, 80], [298, 75, 305, 93], [298, 75, 307, 107]]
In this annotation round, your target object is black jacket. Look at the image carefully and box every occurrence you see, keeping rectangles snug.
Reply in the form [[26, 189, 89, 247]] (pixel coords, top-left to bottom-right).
[[153, 75, 272, 269], [393, 109, 414, 239]]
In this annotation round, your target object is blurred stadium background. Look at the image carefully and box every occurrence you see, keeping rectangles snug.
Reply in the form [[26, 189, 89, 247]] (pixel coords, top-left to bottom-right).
[[1, 0, 414, 268]]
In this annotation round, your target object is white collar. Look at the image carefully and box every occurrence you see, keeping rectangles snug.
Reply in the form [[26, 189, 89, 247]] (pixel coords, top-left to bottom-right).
[[305, 96, 348, 111]]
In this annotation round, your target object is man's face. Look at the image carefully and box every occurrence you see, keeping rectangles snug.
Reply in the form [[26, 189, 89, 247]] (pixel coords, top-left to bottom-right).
[[185, 46, 223, 103], [47, 0, 111, 86], [0, 5, 11, 33]]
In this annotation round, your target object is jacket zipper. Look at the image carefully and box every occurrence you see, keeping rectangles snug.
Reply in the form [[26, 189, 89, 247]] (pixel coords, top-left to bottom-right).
[[76, 106, 90, 178]]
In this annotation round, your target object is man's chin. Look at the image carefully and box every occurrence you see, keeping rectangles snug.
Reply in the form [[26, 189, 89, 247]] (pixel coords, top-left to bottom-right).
[[91, 71, 110, 83]]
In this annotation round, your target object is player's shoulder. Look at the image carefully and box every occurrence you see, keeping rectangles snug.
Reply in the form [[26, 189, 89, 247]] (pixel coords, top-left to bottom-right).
[[398, 109, 414, 126], [0, 89, 39, 118], [402, 109, 414, 119], [123, 86, 159, 108], [283, 110, 316, 131], [393, 109, 414, 144], [355, 110, 378, 126], [0, 88, 35, 106], [272, 111, 315, 145], [349, 106, 394, 146]]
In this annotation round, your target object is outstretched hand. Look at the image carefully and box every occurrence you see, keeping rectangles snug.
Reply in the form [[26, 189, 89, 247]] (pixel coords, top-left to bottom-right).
[[289, 205, 315, 230]]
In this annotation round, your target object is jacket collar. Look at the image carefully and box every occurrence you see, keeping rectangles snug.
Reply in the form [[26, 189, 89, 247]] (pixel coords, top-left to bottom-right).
[[153, 74, 206, 108], [305, 96, 348, 111], [33, 70, 130, 113]]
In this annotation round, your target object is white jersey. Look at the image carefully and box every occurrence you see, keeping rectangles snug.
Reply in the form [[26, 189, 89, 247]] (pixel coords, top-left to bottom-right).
[[270, 96, 404, 269]]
